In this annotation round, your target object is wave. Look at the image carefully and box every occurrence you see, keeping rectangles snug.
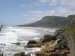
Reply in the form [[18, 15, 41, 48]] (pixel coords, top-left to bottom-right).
[[0, 26, 57, 45]]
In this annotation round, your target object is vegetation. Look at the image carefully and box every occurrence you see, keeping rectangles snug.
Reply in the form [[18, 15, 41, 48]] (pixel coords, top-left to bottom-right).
[[44, 34, 53, 38], [58, 37, 68, 48], [67, 24, 75, 43], [27, 40, 37, 44], [27, 40, 42, 48], [0, 54, 2, 56], [35, 15, 75, 56], [14, 52, 26, 56], [16, 15, 75, 56], [19, 16, 70, 28], [40, 34, 56, 43]]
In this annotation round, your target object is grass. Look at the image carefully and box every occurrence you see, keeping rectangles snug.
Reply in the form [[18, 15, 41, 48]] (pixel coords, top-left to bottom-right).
[[67, 24, 75, 43]]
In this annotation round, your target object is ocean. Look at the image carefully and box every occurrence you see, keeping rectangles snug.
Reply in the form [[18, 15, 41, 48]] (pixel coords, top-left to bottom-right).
[[0, 26, 57, 56]]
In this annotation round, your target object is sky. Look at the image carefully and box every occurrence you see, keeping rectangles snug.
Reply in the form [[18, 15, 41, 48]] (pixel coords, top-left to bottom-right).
[[0, 0, 75, 25]]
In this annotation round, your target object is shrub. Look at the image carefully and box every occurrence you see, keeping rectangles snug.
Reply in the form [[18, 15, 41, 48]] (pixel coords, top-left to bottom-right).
[[41, 34, 56, 43], [27, 40, 37, 44]]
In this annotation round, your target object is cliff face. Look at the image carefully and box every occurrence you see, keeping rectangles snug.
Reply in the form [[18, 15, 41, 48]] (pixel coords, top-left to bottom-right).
[[56, 15, 75, 56], [56, 28, 75, 56], [67, 15, 75, 24]]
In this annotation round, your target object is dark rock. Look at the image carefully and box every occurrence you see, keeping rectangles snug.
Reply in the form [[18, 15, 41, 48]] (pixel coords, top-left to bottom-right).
[[14, 52, 26, 56], [40, 34, 56, 43], [27, 40, 37, 44], [67, 15, 75, 24], [27, 44, 42, 48], [25, 54, 31, 56], [27, 40, 41, 48], [56, 24, 75, 56]]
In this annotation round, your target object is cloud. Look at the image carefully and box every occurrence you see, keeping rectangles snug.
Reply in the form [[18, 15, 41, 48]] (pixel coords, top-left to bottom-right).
[[20, 5, 25, 7], [38, 0, 75, 10], [20, 4, 41, 7], [20, 0, 75, 10], [22, 9, 67, 21], [23, 6, 75, 21], [51, 7, 74, 16], [22, 0, 75, 23], [61, 0, 75, 10], [38, 0, 56, 3], [38, 0, 57, 5]]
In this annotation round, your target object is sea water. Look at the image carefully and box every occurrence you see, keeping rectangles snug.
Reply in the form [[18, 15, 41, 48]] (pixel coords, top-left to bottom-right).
[[0, 26, 57, 56]]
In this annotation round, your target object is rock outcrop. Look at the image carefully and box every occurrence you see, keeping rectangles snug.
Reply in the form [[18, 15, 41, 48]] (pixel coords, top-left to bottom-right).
[[35, 15, 75, 56], [56, 15, 75, 56], [67, 15, 75, 24], [27, 40, 42, 48]]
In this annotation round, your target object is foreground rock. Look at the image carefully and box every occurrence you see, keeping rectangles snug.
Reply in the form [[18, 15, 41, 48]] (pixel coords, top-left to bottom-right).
[[27, 40, 42, 48], [14, 52, 26, 56]]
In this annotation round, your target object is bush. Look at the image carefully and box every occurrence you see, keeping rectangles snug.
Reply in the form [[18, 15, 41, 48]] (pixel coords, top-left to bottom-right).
[[40, 34, 56, 43], [27, 40, 37, 44]]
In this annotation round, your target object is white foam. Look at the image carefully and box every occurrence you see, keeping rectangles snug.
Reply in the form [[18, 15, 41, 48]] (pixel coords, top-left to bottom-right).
[[25, 48, 41, 54], [0, 31, 17, 45], [0, 26, 56, 45], [0, 26, 57, 56]]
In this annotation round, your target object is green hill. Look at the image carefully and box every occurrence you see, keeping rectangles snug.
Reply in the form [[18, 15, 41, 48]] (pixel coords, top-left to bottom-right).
[[20, 16, 70, 28]]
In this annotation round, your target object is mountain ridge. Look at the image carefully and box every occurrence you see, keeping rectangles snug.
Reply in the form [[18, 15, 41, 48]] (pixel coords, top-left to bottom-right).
[[19, 16, 70, 28]]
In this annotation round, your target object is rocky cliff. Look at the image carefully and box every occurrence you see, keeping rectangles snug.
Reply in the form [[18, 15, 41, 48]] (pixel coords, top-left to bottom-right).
[[56, 15, 75, 56], [37, 15, 75, 56]]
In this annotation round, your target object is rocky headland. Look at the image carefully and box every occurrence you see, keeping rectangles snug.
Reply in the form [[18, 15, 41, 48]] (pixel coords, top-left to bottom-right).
[[14, 15, 75, 56]]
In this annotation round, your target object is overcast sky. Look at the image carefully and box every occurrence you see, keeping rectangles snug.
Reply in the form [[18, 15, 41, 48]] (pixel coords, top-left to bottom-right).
[[0, 0, 75, 25]]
